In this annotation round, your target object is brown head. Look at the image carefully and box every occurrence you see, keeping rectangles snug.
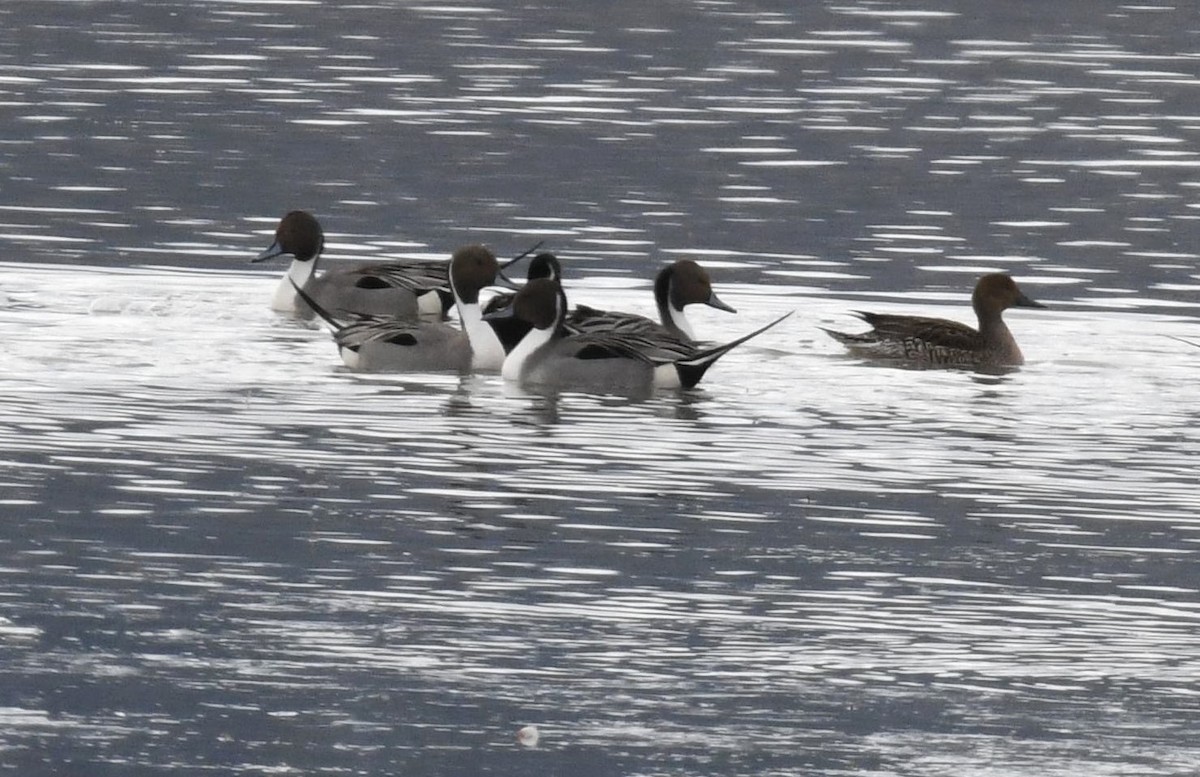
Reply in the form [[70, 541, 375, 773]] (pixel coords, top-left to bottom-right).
[[972, 273, 1045, 319], [508, 278, 565, 330], [253, 210, 324, 264], [657, 259, 736, 314], [448, 244, 500, 304]]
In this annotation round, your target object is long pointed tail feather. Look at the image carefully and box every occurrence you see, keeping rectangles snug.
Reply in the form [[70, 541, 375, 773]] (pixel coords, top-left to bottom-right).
[[289, 278, 345, 333], [675, 311, 793, 389]]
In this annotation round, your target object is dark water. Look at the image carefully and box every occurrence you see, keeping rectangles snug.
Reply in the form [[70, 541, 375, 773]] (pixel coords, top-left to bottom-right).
[[2, 2, 1200, 776]]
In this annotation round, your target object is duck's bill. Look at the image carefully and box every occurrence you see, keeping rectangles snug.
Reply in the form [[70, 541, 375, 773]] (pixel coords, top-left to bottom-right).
[[252, 241, 285, 263], [1015, 292, 1046, 309], [707, 292, 737, 314]]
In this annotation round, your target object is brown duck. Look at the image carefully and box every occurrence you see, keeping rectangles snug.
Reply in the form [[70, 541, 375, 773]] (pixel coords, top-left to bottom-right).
[[824, 273, 1046, 369]]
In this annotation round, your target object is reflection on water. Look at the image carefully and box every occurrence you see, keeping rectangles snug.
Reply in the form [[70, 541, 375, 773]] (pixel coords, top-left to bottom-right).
[[2, 1, 1200, 775], [3, 263, 1199, 775]]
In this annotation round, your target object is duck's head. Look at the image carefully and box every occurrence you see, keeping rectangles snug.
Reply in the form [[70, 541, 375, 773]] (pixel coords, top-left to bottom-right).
[[253, 210, 323, 264], [659, 259, 736, 314], [973, 273, 1045, 315], [448, 244, 501, 304], [484, 278, 564, 331], [526, 252, 562, 284]]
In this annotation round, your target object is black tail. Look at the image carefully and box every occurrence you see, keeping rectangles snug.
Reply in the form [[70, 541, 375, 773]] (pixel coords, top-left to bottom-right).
[[289, 278, 344, 333], [675, 311, 793, 389], [501, 240, 546, 269]]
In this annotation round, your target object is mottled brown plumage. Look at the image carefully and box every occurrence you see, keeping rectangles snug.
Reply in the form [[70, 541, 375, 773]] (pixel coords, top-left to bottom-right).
[[824, 274, 1045, 369]]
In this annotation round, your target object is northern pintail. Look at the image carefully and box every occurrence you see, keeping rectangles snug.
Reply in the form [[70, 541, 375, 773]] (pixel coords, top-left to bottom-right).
[[570, 258, 736, 341], [294, 244, 511, 372], [823, 273, 1046, 369], [482, 251, 562, 316], [484, 278, 791, 393], [253, 210, 450, 319]]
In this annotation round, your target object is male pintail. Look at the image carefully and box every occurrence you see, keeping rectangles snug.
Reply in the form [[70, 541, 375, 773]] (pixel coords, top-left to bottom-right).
[[570, 258, 736, 341], [484, 278, 791, 393], [254, 210, 450, 319], [294, 244, 510, 372]]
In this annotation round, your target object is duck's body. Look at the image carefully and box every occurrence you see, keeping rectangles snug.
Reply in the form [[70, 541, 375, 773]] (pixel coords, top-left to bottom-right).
[[254, 211, 450, 319], [296, 244, 509, 373], [824, 273, 1045, 369], [485, 278, 790, 394]]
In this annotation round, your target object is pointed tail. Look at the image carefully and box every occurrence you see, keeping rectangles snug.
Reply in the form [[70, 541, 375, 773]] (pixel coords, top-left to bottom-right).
[[675, 311, 793, 389], [289, 278, 345, 334]]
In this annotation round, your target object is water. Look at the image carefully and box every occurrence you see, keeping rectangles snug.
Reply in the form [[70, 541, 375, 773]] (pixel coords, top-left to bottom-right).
[[2, 2, 1200, 775]]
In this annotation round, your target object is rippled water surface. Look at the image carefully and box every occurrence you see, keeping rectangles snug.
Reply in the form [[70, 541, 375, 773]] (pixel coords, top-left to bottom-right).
[[3, 2, 1200, 775]]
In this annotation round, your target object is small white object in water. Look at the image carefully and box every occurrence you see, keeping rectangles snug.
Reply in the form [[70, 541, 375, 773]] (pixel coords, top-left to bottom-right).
[[516, 724, 539, 749]]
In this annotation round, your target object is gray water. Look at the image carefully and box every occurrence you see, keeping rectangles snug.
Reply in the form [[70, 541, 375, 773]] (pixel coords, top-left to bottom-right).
[[2, 2, 1199, 775]]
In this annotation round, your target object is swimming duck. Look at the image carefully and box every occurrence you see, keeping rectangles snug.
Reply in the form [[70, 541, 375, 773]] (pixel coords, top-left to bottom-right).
[[294, 244, 511, 372], [482, 252, 562, 316], [253, 210, 451, 319], [569, 258, 736, 341], [484, 278, 791, 393], [823, 273, 1046, 368]]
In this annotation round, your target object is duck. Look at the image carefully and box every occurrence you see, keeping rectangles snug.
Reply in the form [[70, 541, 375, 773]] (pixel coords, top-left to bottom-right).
[[483, 278, 791, 393], [486, 255, 736, 346], [569, 258, 736, 341], [482, 251, 562, 316], [822, 273, 1046, 369], [253, 210, 451, 319], [293, 244, 512, 372]]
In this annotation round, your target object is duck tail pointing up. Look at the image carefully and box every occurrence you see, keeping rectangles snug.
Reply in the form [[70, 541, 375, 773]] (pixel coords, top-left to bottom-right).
[[675, 311, 793, 389]]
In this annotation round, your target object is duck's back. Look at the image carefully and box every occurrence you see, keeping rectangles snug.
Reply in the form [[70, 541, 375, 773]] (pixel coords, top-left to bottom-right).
[[311, 260, 450, 318], [832, 313, 989, 366], [348, 322, 472, 372]]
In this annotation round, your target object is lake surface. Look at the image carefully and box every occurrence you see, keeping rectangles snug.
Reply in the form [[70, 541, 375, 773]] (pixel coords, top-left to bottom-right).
[[2, 2, 1199, 775]]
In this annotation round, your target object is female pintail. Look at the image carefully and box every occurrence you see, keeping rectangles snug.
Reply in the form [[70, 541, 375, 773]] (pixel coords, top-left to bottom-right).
[[484, 278, 791, 394], [823, 273, 1046, 369]]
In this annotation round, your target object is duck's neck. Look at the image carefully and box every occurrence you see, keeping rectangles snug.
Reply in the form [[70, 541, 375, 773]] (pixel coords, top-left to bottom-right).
[[459, 300, 505, 370], [658, 301, 695, 340], [272, 258, 317, 312], [502, 325, 555, 381], [655, 273, 695, 340], [977, 312, 1022, 362]]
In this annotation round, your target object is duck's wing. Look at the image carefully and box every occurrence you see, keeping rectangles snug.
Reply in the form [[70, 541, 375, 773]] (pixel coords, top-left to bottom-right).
[[858, 313, 977, 346], [847, 313, 984, 363], [561, 327, 695, 365], [344, 260, 449, 293], [568, 305, 682, 340], [291, 277, 431, 349], [331, 314, 427, 350]]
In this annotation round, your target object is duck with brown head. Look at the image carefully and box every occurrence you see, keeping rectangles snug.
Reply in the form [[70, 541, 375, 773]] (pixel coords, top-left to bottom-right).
[[294, 244, 513, 372], [569, 258, 737, 341], [253, 210, 451, 320], [484, 278, 791, 395], [823, 273, 1046, 369]]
